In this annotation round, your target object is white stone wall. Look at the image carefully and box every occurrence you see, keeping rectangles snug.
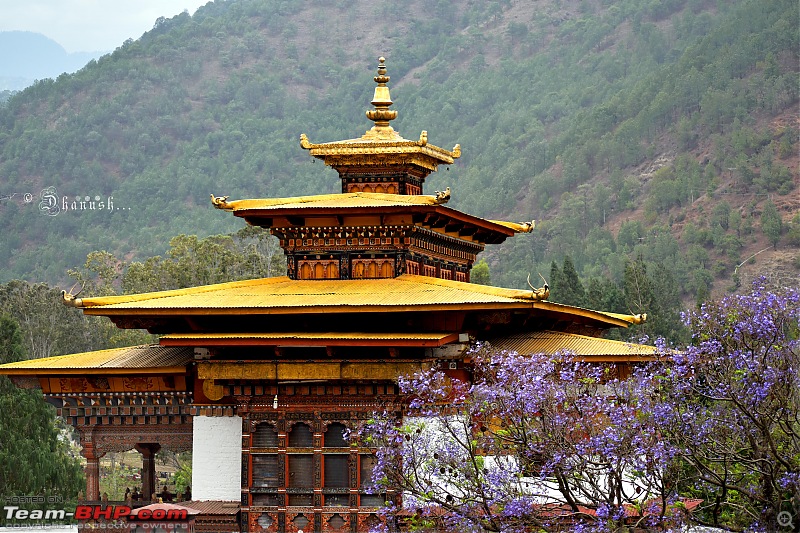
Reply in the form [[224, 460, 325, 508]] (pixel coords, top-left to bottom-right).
[[192, 416, 242, 500]]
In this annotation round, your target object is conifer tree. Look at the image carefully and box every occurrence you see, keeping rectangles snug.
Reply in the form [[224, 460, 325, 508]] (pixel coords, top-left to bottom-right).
[[623, 254, 656, 337], [760, 200, 783, 248], [549, 257, 586, 308], [559, 256, 586, 307]]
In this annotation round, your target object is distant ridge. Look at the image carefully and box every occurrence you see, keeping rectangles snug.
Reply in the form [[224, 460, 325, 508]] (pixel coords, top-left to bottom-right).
[[0, 31, 104, 89]]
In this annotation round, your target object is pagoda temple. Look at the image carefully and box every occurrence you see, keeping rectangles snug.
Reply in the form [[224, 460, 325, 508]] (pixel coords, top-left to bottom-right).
[[0, 58, 654, 533]]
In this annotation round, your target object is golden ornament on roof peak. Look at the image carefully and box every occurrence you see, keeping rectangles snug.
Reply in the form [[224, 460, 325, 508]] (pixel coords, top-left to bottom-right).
[[366, 56, 398, 132], [299, 57, 462, 173]]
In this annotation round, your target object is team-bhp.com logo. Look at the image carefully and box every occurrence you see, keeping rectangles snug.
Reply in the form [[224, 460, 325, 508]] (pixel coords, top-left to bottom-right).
[[4, 504, 188, 521], [75, 505, 189, 521]]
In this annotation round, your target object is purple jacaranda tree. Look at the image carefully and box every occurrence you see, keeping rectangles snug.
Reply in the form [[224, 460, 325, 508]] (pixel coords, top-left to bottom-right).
[[358, 347, 683, 533], [648, 282, 799, 531], [359, 282, 798, 532]]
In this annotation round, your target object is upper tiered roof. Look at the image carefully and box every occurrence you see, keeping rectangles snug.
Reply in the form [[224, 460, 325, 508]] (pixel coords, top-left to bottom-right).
[[211, 191, 533, 246], [211, 58, 533, 282], [298, 57, 461, 177]]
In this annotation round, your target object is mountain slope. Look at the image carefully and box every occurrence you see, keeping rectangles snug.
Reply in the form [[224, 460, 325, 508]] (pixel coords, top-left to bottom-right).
[[0, 0, 796, 306]]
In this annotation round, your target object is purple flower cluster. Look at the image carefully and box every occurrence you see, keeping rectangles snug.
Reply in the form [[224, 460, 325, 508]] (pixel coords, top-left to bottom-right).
[[650, 281, 799, 531], [357, 282, 798, 532]]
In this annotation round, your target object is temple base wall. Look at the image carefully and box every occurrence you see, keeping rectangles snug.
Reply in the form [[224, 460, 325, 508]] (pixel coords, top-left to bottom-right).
[[192, 415, 242, 501]]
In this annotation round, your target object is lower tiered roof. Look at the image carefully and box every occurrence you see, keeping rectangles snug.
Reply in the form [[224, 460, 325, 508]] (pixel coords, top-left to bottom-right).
[[64, 274, 641, 328]]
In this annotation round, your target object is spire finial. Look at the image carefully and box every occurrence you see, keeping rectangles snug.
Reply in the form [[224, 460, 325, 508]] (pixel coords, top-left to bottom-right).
[[366, 56, 398, 132], [374, 57, 389, 85]]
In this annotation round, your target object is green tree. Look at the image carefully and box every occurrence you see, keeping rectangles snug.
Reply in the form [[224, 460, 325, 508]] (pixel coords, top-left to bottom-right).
[[623, 254, 655, 336], [120, 229, 285, 294], [0, 281, 110, 359], [470, 259, 491, 286], [787, 213, 800, 246], [0, 313, 25, 364], [617, 220, 644, 251], [0, 314, 84, 504], [551, 256, 586, 307], [549, 260, 562, 298], [623, 255, 686, 343], [585, 276, 625, 315], [172, 453, 193, 496], [760, 200, 783, 248]]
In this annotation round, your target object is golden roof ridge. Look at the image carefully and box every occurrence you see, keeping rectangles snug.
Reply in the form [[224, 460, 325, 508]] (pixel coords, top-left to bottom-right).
[[212, 191, 447, 212]]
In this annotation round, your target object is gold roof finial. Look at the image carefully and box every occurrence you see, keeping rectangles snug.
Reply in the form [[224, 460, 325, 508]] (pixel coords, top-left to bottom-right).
[[365, 57, 398, 135], [300, 56, 462, 171]]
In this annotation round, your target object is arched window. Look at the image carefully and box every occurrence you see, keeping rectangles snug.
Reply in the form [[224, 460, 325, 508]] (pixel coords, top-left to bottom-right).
[[252, 423, 278, 448], [288, 422, 313, 447], [324, 423, 348, 447]]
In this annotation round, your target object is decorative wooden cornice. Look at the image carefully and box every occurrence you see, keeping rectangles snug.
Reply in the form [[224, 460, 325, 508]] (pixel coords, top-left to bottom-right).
[[49, 390, 192, 430], [197, 360, 435, 382], [77, 422, 193, 454]]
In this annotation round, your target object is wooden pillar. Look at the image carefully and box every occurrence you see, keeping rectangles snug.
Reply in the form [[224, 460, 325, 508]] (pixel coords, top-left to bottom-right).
[[80, 443, 105, 501], [135, 443, 161, 501]]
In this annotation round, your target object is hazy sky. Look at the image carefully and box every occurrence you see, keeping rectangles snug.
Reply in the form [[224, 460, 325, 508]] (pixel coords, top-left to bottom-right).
[[0, 0, 210, 53]]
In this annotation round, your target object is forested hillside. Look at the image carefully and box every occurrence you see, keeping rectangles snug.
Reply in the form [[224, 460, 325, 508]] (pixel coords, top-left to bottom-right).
[[0, 0, 797, 341]]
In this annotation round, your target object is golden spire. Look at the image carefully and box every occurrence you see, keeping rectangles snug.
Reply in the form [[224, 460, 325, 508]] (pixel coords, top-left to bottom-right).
[[299, 56, 461, 173], [363, 57, 399, 139]]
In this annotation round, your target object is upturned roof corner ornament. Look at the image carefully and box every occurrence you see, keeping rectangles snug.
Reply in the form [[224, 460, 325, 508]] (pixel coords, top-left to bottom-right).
[[434, 187, 451, 204], [631, 313, 647, 324], [527, 273, 550, 301], [61, 282, 84, 307], [210, 194, 230, 210], [520, 220, 535, 233]]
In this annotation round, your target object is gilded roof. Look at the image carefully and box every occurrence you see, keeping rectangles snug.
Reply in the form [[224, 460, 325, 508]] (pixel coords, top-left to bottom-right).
[[69, 275, 639, 328], [209, 192, 533, 238], [0, 345, 193, 374], [487, 331, 659, 360], [76, 275, 538, 309], [299, 132, 460, 166], [213, 191, 443, 211]]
